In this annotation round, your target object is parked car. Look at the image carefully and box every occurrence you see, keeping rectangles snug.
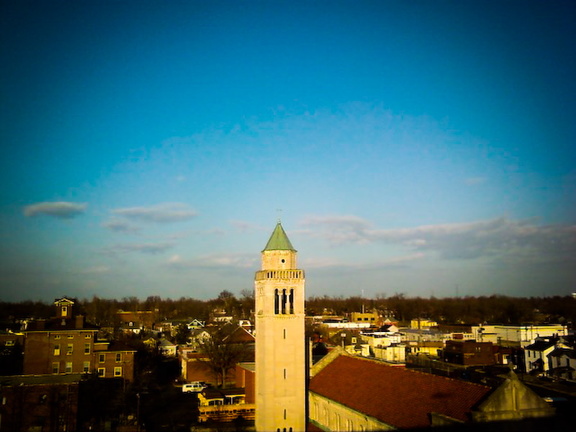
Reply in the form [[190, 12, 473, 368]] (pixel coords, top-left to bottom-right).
[[182, 381, 206, 393]]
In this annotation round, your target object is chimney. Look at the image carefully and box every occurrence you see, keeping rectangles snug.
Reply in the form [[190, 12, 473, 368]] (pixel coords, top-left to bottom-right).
[[75, 315, 84, 329]]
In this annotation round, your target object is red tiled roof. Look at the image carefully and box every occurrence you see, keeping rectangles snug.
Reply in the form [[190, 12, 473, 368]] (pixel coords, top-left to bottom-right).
[[309, 355, 491, 429]]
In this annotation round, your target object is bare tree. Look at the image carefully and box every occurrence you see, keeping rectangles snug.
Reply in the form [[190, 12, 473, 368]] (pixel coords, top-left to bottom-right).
[[196, 325, 251, 388]]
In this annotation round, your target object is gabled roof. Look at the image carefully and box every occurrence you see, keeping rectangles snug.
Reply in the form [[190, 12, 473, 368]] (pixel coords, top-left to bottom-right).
[[548, 347, 576, 359], [262, 222, 295, 252], [223, 326, 255, 344], [309, 354, 491, 429], [54, 297, 75, 305], [525, 338, 557, 351]]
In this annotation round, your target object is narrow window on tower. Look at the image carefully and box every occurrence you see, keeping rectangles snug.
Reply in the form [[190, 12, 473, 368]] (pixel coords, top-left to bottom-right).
[[283, 329, 286, 339], [274, 289, 279, 314], [284, 368, 287, 379], [284, 409, 287, 420], [289, 289, 294, 314], [281, 289, 287, 314]]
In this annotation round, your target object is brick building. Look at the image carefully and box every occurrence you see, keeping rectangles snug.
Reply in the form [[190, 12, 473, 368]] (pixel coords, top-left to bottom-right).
[[23, 297, 135, 381], [442, 340, 496, 366]]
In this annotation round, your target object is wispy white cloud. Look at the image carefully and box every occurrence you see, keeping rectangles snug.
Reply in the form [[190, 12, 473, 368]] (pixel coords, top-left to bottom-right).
[[111, 203, 197, 223], [229, 220, 265, 233], [105, 242, 175, 255], [23, 201, 87, 219], [101, 218, 140, 233], [300, 215, 576, 262], [303, 252, 425, 270], [79, 266, 111, 275], [167, 253, 257, 269]]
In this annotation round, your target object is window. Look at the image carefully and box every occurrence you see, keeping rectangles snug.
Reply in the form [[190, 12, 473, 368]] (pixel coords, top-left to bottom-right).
[[84, 343, 91, 354], [62, 306, 68, 317], [274, 289, 279, 314], [67, 344, 73, 355], [352, 337, 357, 344], [5, 340, 14, 346], [83, 361, 90, 373], [114, 367, 122, 377], [68, 334, 74, 339], [53, 344, 60, 356], [98, 368, 105, 377], [116, 353, 122, 363], [65, 362, 72, 373], [54, 335, 61, 339], [85, 333, 91, 339], [99, 353, 105, 363], [52, 362, 60, 374]]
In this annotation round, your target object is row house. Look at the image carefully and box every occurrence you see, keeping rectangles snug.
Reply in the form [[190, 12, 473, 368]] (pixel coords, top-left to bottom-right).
[[548, 347, 576, 381], [116, 310, 156, 334], [525, 335, 575, 379], [23, 297, 135, 382], [524, 337, 558, 375]]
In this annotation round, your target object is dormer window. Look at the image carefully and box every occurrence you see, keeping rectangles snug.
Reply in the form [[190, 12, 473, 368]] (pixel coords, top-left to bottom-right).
[[61, 306, 68, 317]]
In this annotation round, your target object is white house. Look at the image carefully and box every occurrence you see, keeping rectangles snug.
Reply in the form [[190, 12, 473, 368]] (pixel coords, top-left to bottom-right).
[[548, 348, 576, 381], [524, 337, 557, 374]]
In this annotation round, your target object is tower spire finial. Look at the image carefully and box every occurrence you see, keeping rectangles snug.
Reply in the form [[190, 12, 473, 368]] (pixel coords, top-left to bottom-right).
[[276, 208, 283, 223]]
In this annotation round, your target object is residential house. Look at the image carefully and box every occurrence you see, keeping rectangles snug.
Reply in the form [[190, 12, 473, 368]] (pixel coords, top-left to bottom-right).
[[93, 341, 136, 380], [180, 325, 254, 386], [180, 351, 219, 385], [524, 337, 558, 375], [308, 350, 554, 431], [547, 348, 576, 381], [188, 318, 205, 329], [116, 310, 156, 334], [157, 337, 178, 357], [328, 331, 370, 357], [188, 328, 212, 351]]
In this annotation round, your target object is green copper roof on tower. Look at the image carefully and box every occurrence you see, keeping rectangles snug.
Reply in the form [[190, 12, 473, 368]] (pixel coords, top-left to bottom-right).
[[263, 222, 296, 251]]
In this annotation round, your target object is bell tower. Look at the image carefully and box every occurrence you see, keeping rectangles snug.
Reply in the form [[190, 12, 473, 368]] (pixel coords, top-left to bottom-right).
[[255, 222, 306, 432]]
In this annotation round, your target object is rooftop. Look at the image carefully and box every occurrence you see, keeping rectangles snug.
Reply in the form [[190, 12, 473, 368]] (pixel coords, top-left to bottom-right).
[[263, 222, 295, 252], [309, 354, 491, 429]]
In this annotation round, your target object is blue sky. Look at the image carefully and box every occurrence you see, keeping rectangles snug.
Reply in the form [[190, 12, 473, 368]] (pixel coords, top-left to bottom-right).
[[1, 1, 575, 302]]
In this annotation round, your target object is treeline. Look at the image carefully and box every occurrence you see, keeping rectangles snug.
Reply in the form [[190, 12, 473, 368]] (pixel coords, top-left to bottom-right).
[[1, 293, 574, 328], [307, 294, 576, 326], [0, 290, 254, 328]]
